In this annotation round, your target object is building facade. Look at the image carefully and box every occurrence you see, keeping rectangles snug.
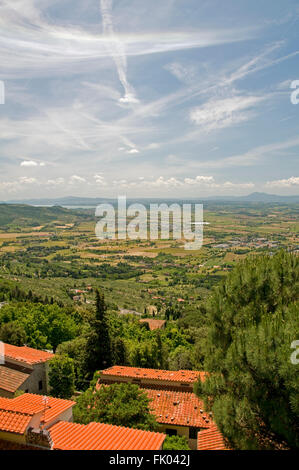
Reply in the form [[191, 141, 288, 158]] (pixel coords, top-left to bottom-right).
[[0, 343, 54, 397]]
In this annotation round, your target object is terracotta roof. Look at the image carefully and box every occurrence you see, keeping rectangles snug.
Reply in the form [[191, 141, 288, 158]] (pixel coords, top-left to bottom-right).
[[0, 410, 32, 434], [49, 421, 166, 450], [0, 397, 37, 434], [146, 389, 211, 428], [101, 366, 205, 384], [0, 365, 29, 393], [0, 396, 44, 415], [0, 394, 75, 434], [197, 425, 229, 450], [96, 384, 211, 429], [139, 319, 166, 330], [12, 394, 75, 427], [3, 343, 54, 365]]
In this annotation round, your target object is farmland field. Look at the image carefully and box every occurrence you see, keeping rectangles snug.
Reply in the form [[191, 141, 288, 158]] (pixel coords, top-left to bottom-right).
[[0, 202, 297, 315]]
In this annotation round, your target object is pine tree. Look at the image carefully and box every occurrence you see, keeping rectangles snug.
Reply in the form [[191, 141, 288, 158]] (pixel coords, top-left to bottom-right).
[[195, 250, 299, 450]]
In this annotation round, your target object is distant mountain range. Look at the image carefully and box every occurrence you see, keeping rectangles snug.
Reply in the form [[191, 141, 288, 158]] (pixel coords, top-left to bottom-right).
[[2, 192, 299, 205]]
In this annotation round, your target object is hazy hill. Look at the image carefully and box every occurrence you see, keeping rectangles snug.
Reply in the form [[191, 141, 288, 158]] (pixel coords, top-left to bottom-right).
[[239, 192, 299, 203], [0, 204, 91, 230], [3, 192, 299, 206]]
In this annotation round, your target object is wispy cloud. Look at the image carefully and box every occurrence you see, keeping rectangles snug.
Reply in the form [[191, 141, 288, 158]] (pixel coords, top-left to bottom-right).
[[187, 136, 299, 169], [0, 1, 256, 80], [100, 0, 138, 104], [0, 1, 298, 198], [190, 95, 264, 131]]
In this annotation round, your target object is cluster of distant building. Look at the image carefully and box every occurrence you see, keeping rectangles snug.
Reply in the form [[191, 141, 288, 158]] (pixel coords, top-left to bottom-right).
[[0, 342, 228, 450], [213, 237, 281, 250]]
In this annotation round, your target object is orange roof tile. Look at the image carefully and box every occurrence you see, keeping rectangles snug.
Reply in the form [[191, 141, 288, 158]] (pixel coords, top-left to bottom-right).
[[49, 421, 166, 450], [0, 394, 75, 434], [3, 343, 54, 365], [139, 319, 166, 330], [96, 384, 211, 429], [0, 365, 29, 393], [0, 397, 36, 434], [12, 394, 75, 427], [0, 396, 44, 415], [101, 366, 205, 384], [146, 389, 211, 428], [197, 425, 230, 450], [0, 411, 32, 434]]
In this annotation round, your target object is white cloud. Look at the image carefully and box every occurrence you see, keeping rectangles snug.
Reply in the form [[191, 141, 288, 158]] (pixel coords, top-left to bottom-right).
[[165, 62, 197, 85], [150, 177, 183, 187], [109, 175, 255, 192], [69, 175, 86, 184], [266, 176, 299, 187], [0, 175, 38, 193], [184, 176, 215, 185], [126, 148, 139, 154], [146, 143, 160, 150], [20, 160, 38, 167], [190, 95, 264, 131], [18, 176, 37, 184], [46, 178, 65, 185], [94, 174, 107, 186]]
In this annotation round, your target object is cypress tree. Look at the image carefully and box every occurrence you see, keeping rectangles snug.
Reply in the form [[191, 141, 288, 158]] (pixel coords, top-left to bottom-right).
[[85, 290, 112, 376]]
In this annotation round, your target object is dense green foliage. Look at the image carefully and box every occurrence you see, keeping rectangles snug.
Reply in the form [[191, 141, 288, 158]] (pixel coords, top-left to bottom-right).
[[195, 251, 299, 450], [56, 298, 198, 390], [49, 355, 75, 399], [56, 335, 90, 390], [0, 321, 27, 346], [0, 279, 61, 305], [0, 302, 79, 351], [73, 382, 158, 431], [163, 435, 190, 450]]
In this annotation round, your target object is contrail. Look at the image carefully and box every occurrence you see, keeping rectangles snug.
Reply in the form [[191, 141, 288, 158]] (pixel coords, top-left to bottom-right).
[[100, 0, 138, 104]]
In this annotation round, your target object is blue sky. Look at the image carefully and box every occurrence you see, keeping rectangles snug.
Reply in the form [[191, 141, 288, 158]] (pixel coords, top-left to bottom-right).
[[0, 0, 298, 199]]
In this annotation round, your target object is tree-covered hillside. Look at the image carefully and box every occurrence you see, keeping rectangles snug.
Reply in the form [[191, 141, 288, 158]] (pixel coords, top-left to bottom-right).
[[0, 204, 91, 230]]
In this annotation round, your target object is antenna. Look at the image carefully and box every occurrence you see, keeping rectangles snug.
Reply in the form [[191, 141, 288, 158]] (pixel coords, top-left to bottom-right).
[[40, 395, 49, 430]]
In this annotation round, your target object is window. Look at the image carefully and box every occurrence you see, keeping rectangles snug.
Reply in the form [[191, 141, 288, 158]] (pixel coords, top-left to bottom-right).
[[189, 427, 198, 440], [38, 380, 43, 390], [165, 429, 177, 437]]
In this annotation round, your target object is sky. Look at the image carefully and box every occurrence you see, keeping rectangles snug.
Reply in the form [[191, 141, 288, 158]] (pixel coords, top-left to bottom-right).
[[0, 0, 298, 200]]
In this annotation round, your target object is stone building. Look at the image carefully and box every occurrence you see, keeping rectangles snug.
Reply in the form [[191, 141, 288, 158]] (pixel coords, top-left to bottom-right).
[[0, 342, 54, 398]]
